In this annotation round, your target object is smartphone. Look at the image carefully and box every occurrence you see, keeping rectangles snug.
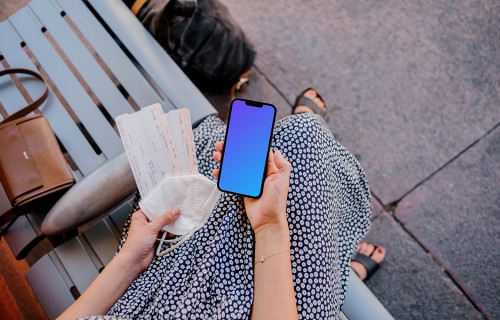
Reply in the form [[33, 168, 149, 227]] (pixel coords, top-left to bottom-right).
[[217, 99, 277, 198]]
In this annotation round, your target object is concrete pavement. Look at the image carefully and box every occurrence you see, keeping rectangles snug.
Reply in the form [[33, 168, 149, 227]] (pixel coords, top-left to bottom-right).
[[213, 0, 499, 318]]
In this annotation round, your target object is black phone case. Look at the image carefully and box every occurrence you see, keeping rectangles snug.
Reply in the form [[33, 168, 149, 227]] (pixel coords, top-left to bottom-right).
[[216, 98, 277, 198]]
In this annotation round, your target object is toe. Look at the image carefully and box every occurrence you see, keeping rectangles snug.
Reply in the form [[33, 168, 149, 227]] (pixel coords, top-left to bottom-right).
[[304, 89, 317, 99], [314, 96, 325, 110], [357, 242, 367, 252], [360, 242, 375, 255], [370, 246, 386, 264], [357, 243, 363, 251]]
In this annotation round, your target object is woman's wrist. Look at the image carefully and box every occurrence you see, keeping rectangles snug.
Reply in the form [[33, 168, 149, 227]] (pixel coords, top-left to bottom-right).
[[254, 219, 290, 241], [254, 221, 290, 243], [254, 220, 291, 261], [114, 250, 144, 278]]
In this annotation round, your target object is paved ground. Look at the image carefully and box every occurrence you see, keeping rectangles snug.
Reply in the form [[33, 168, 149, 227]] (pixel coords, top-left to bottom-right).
[[209, 0, 499, 318], [1, 0, 498, 319]]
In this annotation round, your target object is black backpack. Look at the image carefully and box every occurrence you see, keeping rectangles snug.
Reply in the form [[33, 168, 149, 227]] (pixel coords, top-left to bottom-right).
[[128, 0, 256, 91]]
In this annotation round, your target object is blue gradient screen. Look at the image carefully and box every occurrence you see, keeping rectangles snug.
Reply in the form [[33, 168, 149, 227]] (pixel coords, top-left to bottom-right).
[[218, 99, 276, 197]]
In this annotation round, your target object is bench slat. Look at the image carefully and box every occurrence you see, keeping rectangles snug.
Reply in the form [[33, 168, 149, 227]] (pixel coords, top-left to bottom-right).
[[87, 0, 217, 125], [0, 64, 40, 112], [83, 219, 119, 266], [54, 236, 100, 293], [109, 199, 133, 237], [0, 22, 103, 175], [55, 0, 163, 108], [9, 9, 123, 159], [2, 214, 43, 259], [30, 0, 135, 120], [25, 253, 76, 320]]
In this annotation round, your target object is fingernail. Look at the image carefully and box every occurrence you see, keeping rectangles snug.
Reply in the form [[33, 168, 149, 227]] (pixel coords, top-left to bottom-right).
[[172, 208, 180, 216]]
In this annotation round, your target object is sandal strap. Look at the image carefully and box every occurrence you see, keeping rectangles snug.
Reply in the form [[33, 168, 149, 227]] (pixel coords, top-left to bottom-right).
[[293, 95, 329, 122], [351, 252, 380, 281]]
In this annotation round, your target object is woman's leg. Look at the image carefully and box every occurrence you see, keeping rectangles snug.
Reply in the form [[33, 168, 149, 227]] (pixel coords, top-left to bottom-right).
[[114, 109, 371, 317], [271, 112, 372, 317]]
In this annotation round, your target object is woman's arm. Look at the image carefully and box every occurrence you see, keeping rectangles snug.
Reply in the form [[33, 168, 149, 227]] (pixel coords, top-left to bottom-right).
[[252, 222, 297, 320], [57, 208, 180, 320], [213, 142, 298, 320], [57, 250, 142, 320]]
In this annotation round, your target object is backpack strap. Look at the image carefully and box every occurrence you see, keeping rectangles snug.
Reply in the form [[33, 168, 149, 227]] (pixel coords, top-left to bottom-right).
[[131, 0, 148, 15]]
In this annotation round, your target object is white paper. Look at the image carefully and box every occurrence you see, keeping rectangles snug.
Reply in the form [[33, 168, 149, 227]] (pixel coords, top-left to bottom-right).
[[116, 104, 218, 236], [164, 109, 198, 174], [116, 103, 182, 197]]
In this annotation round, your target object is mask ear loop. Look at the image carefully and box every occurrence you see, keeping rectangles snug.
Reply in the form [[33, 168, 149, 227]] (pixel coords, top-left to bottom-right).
[[156, 231, 168, 256], [155, 228, 196, 256], [154, 181, 221, 257]]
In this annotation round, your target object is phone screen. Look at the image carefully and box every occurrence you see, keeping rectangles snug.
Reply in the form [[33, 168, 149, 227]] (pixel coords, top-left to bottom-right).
[[217, 99, 276, 198]]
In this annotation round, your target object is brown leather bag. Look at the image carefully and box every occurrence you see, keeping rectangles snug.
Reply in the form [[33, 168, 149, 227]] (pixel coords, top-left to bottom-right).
[[0, 68, 74, 236]]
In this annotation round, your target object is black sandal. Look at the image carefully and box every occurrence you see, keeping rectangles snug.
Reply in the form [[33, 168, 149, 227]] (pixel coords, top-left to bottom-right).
[[292, 87, 329, 122], [351, 244, 383, 281]]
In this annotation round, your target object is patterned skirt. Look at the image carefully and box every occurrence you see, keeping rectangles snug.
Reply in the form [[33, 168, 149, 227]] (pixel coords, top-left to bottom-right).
[[79, 113, 371, 320]]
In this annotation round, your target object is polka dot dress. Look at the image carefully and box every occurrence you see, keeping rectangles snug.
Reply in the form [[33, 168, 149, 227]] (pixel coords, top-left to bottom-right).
[[78, 113, 372, 320]]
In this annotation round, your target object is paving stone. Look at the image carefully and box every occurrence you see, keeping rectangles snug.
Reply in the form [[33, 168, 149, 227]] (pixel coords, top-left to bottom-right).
[[0, 0, 29, 22], [221, 0, 500, 204], [370, 194, 383, 219], [201, 67, 291, 122], [395, 125, 500, 319], [364, 212, 482, 319]]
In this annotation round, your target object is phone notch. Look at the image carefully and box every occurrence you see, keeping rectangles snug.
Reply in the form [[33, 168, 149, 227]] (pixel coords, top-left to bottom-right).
[[244, 100, 264, 108]]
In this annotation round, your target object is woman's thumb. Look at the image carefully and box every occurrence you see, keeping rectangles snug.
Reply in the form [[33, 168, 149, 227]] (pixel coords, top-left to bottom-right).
[[151, 207, 181, 231], [274, 150, 292, 174]]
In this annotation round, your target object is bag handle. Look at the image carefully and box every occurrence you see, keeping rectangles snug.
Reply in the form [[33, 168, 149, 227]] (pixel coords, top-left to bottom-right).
[[0, 68, 48, 238], [0, 68, 49, 125]]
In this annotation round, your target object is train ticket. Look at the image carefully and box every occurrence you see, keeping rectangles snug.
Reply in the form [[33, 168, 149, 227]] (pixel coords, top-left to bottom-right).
[[116, 103, 183, 198], [164, 108, 198, 174]]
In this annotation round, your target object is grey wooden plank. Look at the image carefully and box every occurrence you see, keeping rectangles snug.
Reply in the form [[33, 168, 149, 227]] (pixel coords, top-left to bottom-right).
[[109, 199, 133, 235], [86, 0, 218, 125], [83, 219, 119, 266], [0, 58, 48, 122], [105, 215, 122, 242], [3, 214, 44, 259], [0, 21, 103, 174], [55, 0, 163, 108], [54, 236, 100, 293], [8, 9, 122, 158], [29, 0, 134, 120], [77, 234, 105, 271], [26, 253, 76, 320], [0, 63, 38, 112]]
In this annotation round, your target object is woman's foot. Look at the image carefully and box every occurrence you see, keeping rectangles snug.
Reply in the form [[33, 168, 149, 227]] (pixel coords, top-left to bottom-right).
[[293, 89, 327, 115], [292, 87, 329, 122], [350, 242, 385, 281]]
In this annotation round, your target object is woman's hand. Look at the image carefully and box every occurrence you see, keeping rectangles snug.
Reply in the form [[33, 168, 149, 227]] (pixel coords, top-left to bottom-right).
[[212, 141, 292, 236], [119, 208, 180, 274], [58, 208, 180, 320]]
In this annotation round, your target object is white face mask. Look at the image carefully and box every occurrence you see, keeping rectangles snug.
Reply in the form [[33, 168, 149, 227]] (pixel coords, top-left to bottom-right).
[[139, 173, 222, 256]]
